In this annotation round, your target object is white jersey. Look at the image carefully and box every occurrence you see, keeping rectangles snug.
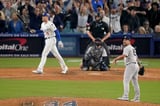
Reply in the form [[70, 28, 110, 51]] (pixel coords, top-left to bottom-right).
[[123, 45, 137, 65], [110, 13, 121, 33], [40, 21, 57, 38]]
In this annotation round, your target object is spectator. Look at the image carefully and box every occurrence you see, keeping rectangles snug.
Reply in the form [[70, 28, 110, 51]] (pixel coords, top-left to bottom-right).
[[96, 4, 102, 13], [145, 0, 152, 22], [119, 24, 131, 35], [21, 8, 30, 32], [138, 26, 147, 34], [53, 2, 65, 29], [92, 0, 103, 13], [134, 0, 147, 26], [153, 25, 160, 38], [0, 10, 6, 33], [127, 7, 140, 33], [103, 0, 110, 17], [8, 12, 24, 33], [120, 0, 134, 28], [29, 7, 42, 31], [64, 1, 78, 32], [143, 20, 153, 34], [83, 1, 94, 23], [49, 9, 64, 32], [2, 1, 16, 23], [147, 2, 160, 29], [18, 0, 34, 16], [40, 0, 49, 13], [11, 0, 21, 11], [77, 5, 90, 33], [144, 0, 152, 10], [117, 3, 125, 15], [0, 0, 4, 10], [110, 4, 121, 33], [100, 9, 109, 26]]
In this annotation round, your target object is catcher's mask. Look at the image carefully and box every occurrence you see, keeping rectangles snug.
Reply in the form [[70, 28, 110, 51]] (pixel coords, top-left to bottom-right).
[[95, 38, 102, 46]]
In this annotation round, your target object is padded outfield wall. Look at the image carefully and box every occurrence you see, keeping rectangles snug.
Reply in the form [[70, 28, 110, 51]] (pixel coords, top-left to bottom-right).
[[0, 33, 159, 57]]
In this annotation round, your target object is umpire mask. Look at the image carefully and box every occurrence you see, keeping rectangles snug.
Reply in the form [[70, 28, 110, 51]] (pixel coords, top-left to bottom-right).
[[95, 13, 102, 22]]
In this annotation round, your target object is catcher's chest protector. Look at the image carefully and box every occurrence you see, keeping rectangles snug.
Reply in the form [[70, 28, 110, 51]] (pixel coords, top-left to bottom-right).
[[90, 47, 103, 61]]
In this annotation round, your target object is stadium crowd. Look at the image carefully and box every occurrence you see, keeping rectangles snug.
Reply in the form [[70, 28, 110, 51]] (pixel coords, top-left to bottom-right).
[[0, 0, 160, 35]]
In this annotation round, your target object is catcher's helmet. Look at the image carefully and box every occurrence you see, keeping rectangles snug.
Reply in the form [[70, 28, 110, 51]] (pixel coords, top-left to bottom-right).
[[94, 38, 102, 46]]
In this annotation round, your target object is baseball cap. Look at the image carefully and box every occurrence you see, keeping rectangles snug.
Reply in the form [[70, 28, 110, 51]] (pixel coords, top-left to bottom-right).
[[42, 12, 50, 17], [123, 35, 131, 40]]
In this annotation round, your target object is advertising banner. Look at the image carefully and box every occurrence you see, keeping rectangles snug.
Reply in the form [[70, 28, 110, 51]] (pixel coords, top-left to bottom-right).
[[0, 36, 44, 57], [80, 37, 151, 56], [58, 37, 78, 56]]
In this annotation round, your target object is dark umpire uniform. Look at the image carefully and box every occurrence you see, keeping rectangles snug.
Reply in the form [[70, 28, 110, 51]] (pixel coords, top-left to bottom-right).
[[86, 13, 111, 67]]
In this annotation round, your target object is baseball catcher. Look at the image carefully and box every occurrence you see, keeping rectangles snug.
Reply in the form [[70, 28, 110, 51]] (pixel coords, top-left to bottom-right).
[[81, 38, 109, 71]]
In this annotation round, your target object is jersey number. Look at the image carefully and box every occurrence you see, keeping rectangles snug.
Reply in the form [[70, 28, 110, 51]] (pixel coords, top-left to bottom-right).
[[133, 49, 137, 56]]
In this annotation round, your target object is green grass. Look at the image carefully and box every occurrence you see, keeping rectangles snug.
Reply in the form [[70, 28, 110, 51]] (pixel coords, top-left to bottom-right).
[[0, 79, 160, 104], [0, 58, 160, 68], [0, 58, 160, 104]]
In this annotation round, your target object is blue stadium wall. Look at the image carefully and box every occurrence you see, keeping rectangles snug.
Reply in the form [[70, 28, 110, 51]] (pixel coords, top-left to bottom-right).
[[0, 33, 159, 57]]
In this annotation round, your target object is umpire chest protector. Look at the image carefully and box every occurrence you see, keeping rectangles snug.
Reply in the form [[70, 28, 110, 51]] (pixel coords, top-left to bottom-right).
[[88, 21, 109, 38]]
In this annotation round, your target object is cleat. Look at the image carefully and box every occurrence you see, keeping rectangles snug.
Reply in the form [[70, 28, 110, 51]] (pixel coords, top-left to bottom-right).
[[130, 98, 140, 102], [61, 66, 68, 74], [32, 70, 43, 74], [81, 67, 89, 71], [117, 97, 129, 101]]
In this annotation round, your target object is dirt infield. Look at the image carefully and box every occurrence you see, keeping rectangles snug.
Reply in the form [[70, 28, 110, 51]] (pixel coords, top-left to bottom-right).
[[0, 67, 160, 106]]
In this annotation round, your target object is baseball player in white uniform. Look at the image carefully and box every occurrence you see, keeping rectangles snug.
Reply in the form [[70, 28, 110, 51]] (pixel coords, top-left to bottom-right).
[[113, 35, 140, 102], [32, 13, 68, 74]]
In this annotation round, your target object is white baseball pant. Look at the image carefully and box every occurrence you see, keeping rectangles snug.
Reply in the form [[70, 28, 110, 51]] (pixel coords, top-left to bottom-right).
[[37, 37, 67, 71]]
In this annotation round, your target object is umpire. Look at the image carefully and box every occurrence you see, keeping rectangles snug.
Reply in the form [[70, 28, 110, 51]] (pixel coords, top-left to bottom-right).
[[86, 12, 111, 68]]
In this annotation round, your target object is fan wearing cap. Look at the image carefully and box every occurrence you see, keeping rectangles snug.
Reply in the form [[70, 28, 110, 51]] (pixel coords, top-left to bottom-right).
[[32, 12, 68, 74], [113, 35, 140, 102]]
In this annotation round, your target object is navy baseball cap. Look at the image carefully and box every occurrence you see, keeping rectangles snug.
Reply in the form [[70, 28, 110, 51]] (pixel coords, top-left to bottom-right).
[[123, 35, 131, 40], [42, 12, 50, 17]]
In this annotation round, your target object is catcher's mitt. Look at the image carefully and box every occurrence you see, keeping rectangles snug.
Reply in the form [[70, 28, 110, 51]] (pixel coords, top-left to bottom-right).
[[138, 66, 145, 76]]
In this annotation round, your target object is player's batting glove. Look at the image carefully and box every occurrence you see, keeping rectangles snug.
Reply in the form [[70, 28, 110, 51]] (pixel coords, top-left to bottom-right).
[[58, 41, 64, 48]]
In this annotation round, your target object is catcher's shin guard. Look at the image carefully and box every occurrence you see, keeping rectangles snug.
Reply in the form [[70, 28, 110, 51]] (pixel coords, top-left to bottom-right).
[[81, 59, 89, 71], [103, 56, 110, 68]]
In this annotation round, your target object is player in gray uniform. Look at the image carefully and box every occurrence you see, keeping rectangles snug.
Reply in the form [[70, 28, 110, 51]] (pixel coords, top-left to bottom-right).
[[113, 35, 140, 102]]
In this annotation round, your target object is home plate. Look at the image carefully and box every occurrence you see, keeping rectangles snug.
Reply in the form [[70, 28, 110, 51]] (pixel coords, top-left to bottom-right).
[[88, 72, 102, 76]]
